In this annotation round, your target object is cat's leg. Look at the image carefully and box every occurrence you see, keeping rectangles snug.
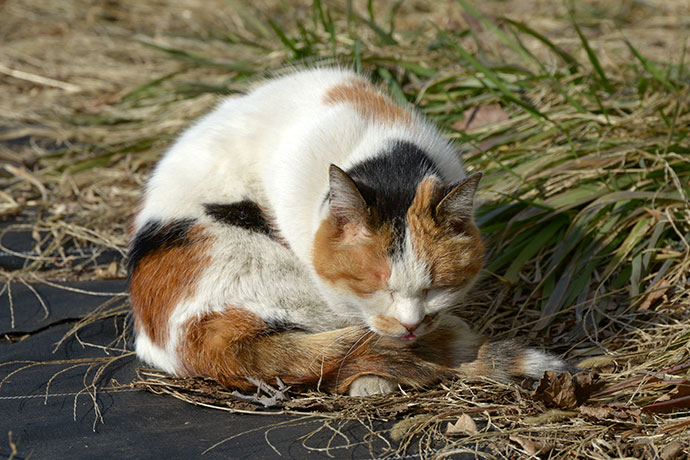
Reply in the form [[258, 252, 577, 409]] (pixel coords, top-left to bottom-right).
[[176, 308, 565, 395]]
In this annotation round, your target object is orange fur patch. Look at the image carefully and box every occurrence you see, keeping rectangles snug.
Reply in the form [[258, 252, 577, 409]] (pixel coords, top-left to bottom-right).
[[312, 217, 392, 296], [178, 307, 270, 389], [323, 80, 412, 125], [129, 224, 213, 346], [407, 177, 485, 287]]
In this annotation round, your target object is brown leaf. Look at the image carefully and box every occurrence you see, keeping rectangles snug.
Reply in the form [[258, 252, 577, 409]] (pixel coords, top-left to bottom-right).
[[660, 441, 685, 460], [452, 104, 509, 132], [639, 279, 671, 311], [579, 404, 642, 424], [509, 435, 553, 456], [446, 413, 479, 436], [533, 371, 604, 409]]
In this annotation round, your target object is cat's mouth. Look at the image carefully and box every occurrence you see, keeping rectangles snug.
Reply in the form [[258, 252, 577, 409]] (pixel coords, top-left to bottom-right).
[[398, 331, 418, 341], [369, 313, 440, 341]]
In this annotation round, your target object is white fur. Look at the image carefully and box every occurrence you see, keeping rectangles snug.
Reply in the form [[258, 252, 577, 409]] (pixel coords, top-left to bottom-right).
[[522, 349, 568, 379]]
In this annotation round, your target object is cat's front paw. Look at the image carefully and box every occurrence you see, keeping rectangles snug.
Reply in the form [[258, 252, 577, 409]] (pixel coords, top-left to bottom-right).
[[348, 375, 397, 396]]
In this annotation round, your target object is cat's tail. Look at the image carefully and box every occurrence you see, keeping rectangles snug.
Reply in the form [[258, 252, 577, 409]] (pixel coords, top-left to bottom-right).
[[439, 316, 570, 381], [455, 338, 570, 381]]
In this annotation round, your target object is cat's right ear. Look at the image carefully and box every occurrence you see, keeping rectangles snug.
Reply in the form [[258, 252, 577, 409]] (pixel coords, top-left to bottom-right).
[[327, 165, 369, 229], [435, 172, 482, 230]]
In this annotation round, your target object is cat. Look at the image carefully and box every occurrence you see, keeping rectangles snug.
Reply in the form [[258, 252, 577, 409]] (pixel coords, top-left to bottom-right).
[[128, 67, 567, 396]]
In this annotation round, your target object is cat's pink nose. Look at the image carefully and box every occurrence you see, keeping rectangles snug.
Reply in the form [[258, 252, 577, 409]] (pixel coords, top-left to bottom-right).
[[401, 321, 421, 333]]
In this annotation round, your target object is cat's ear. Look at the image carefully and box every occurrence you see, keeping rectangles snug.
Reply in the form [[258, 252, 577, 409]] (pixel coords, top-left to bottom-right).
[[327, 164, 369, 227], [435, 172, 482, 229]]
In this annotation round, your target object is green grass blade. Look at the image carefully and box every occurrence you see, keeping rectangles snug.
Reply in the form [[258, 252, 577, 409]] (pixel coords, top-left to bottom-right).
[[572, 20, 613, 93], [624, 38, 676, 91], [267, 18, 300, 56], [504, 219, 564, 284], [436, 28, 550, 124], [601, 216, 653, 282], [504, 19, 580, 74], [377, 67, 406, 104], [455, 0, 534, 66], [120, 68, 190, 102], [135, 38, 254, 72]]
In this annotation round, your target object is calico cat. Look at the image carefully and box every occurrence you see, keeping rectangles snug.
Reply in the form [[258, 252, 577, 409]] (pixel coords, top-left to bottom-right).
[[128, 68, 567, 396]]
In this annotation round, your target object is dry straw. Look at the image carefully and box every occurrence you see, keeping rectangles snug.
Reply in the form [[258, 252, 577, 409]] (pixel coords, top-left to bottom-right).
[[1, 0, 689, 458]]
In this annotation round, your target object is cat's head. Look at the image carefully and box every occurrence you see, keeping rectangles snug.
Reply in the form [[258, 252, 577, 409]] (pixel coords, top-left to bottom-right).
[[313, 165, 484, 341]]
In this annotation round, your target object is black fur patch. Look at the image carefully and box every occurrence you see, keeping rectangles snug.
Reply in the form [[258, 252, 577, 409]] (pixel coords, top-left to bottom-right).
[[204, 201, 275, 238], [346, 140, 441, 251], [127, 219, 196, 276], [263, 319, 304, 335]]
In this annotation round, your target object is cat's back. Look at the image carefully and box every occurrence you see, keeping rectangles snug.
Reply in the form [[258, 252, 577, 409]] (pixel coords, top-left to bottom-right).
[[134, 68, 362, 227]]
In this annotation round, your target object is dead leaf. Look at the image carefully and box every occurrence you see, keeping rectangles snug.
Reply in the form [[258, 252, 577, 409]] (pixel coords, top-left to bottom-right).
[[533, 371, 604, 409], [660, 441, 685, 460], [452, 104, 509, 132], [446, 413, 479, 436], [96, 261, 120, 279], [579, 404, 642, 424], [509, 435, 553, 456], [643, 383, 690, 414], [639, 279, 671, 311]]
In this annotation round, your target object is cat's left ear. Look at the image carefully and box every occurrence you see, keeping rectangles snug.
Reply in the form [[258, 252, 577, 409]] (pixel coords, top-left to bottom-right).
[[435, 172, 482, 228]]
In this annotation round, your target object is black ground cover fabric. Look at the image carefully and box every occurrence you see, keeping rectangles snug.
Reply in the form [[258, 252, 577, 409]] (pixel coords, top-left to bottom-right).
[[0, 214, 121, 271]]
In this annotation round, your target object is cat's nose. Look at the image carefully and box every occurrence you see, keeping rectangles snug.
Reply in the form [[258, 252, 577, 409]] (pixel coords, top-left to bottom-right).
[[401, 320, 422, 333]]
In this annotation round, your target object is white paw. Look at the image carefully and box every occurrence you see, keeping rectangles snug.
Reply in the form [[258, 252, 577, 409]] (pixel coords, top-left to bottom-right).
[[348, 375, 397, 397]]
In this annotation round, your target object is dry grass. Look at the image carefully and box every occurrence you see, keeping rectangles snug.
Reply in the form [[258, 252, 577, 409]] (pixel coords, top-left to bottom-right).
[[1, 0, 689, 458]]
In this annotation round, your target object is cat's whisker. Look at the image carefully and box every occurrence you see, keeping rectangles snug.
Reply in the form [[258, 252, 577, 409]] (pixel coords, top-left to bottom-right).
[[332, 330, 377, 387]]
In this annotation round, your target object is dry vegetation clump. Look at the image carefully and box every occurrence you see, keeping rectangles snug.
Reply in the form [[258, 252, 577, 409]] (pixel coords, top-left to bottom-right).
[[1, 0, 689, 458]]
